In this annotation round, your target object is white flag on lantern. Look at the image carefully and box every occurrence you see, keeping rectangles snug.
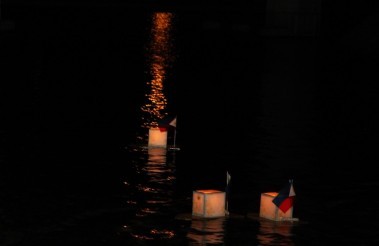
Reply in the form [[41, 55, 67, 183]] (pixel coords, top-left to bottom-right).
[[169, 117, 177, 128]]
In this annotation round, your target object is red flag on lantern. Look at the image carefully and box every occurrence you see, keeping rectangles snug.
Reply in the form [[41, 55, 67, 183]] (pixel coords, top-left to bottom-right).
[[272, 180, 296, 213]]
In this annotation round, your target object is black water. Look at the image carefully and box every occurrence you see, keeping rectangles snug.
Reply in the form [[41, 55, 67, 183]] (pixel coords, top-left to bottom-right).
[[1, 3, 379, 245]]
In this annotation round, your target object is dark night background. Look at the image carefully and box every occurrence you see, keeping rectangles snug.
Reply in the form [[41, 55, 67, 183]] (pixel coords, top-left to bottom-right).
[[1, 0, 379, 245]]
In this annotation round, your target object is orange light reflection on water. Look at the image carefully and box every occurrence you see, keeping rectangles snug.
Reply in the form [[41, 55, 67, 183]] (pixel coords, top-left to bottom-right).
[[141, 12, 174, 128]]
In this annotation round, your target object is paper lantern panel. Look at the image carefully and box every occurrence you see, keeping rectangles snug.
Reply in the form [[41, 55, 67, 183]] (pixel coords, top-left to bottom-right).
[[148, 128, 168, 148], [192, 190, 225, 218]]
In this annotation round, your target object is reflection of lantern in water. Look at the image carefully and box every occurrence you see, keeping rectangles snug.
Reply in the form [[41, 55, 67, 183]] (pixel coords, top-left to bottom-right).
[[257, 219, 294, 246], [259, 192, 293, 221], [148, 128, 168, 148], [134, 146, 173, 217], [187, 217, 225, 245], [192, 190, 226, 218], [147, 147, 167, 163]]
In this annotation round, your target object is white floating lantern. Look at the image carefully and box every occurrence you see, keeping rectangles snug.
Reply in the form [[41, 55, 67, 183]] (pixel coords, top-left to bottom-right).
[[148, 128, 167, 148], [192, 190, 225, 218], [259, 192, 293, 221]]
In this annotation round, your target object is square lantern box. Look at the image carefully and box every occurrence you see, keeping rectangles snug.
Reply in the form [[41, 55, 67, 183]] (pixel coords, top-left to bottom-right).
[[259, 192, 293, 221], [192, 190, 225, 218], [148, 128, 168, 148]]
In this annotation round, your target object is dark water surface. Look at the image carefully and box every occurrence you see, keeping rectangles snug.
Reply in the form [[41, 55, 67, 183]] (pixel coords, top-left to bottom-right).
[[1, 3, 379, 245]]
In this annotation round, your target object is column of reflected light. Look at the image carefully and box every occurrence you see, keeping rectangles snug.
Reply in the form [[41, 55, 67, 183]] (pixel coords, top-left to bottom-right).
[[141, 12, 174, 129]]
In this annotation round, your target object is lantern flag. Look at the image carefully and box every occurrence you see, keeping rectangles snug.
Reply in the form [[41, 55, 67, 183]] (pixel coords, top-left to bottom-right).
[[272, 179, 296, 213], [169, 117, 177, 128], [157, 116, 176, 132], [225, 171, 231, 214]]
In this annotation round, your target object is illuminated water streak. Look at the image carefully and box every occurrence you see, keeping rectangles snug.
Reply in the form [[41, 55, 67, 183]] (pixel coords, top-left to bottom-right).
[[257, 219, 295, 246], [122, 148, 177, 241], [141, 12, 174, 129], [187, 217, 226, 245]]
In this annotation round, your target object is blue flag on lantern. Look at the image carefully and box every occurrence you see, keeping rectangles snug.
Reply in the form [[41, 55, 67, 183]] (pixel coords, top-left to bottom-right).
[[272, 180, 296, 213]]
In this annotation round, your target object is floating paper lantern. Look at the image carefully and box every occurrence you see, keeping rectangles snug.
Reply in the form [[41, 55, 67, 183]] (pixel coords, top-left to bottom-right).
[[259, 192, 293, 221], [192, 190, 225, 218], [148, 128, 167, 148]]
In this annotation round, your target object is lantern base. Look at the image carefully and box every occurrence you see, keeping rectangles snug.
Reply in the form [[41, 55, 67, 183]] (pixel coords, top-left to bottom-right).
[[247, 212, 299, 223]]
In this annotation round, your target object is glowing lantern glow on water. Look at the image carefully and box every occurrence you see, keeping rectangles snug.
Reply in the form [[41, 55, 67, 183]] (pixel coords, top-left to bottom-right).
[[141, 12, 174, 129], [147, 146, 167, 162], [187, 217, 225, 244]]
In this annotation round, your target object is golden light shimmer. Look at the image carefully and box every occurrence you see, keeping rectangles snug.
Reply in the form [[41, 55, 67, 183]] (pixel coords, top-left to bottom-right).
[[141, 12, 174, 128]]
